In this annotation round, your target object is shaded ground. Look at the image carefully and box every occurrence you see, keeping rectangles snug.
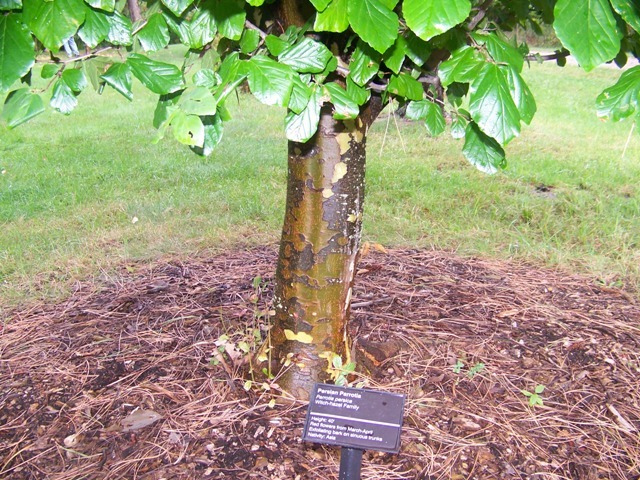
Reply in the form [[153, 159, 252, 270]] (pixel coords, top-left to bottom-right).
[[1, 247, 639, 479]]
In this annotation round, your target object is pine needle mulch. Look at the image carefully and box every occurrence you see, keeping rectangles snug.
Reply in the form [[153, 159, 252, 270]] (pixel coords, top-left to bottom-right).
[[1, 246, 639, 480]]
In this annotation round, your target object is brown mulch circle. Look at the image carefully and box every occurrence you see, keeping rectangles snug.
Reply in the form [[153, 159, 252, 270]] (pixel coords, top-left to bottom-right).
[[1, 246, 639, 479]]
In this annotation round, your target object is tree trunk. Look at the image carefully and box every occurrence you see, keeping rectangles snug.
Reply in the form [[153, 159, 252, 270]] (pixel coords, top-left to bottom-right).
[[127, 0, 142, 22], [268, 105, 372, 400]]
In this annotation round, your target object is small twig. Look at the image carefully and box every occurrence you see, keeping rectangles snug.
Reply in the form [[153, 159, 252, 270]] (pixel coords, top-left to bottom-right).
[[467, 0, 494, 31], [245, 20, 267, 39], [351, 296, 393, 309], [379, 98, 394, 157], [621, 121, 636, 159], [525, 50, 571, 63], [392, 102, 408, 154], [58, 46, 114, 65], [607, 404, 637, 433]]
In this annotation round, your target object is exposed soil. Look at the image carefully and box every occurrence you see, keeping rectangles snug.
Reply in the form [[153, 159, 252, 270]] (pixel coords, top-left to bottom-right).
[[1, 246, 639, 479]]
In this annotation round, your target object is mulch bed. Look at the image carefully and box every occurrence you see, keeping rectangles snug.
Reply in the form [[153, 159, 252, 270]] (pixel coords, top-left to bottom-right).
[[1, 246, 639, 479]]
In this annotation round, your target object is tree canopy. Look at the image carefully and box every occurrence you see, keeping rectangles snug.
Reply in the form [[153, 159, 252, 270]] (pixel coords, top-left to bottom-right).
[[1, 0, 639, 172]]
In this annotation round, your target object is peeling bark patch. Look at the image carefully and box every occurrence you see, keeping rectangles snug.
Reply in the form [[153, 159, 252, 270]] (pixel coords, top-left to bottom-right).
[[322, 188, 334, 199], [292, 273, 320, 289], [336, 132, 352, 155], [284, 330, 313, 343], [288, 179, 305, 213], [298, 243, 315, 271], [331, 162, 348, 184], [322, 194, 352, 233]]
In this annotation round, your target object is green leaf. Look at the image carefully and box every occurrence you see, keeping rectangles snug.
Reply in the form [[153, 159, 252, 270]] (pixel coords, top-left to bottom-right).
[[212, 0, 246, 40], [406, 99, 445, 136], [245, 0, 263, 5], [83, 56, 109, 90], [285, 88, 321, 142], [474, 32, 524, 72], [160, 0, 193, 16], [596, 66, 640, 121], [309, 0, 331, 10], [101, 62, 133, 100], [163, 12, 191, 47], [314, 0, 349, 32], [610, 0, 640, 34], [85, 0, 114, 12], [347, 0, 398, 53], [79, 7, 111, 48], [50, 77, 78, 114], [450, 113, 466, 139], [137, 13, 170, 52], [191, 113, 223, 156], [279, 37, 334, 73], [106, 10, 133, 45], [288, 74, 312, 114], [246, 55, 294, 107], [264, 34, 290, 56], [324, 81, 359, 119], [404, 32, 431, 66], [193, 69, 219, 88], [0, 0, 22, 10], [214, 51, 247, 102], [153, 91, 180, 128], [423, 108, 446, 137], [22, 0, 86, 51], [348, 40, 382, 86], [185, 6, 217, 49], [387, 72, 423, 101], [438, 46, 484, 87], [62, 68, 87, 92], [403, 0, 471, 41], [500, 65, 536, 125], [383, 36, 407, 74], [462, 122, 506, 174], [0, 14, 35, 93], [171, 110, 205, 146], [446, 82, 468, 107], [346, 76, 370, 105], [1, 88, 44, 127], [41, 63, 61, 79], [553, 0, 622, 71], [180, 86, 218, 115], [127, 53, 185, 95], [239, 28, 260, 53], [332, 355, 343, 369], [469, 63, 521, 145]]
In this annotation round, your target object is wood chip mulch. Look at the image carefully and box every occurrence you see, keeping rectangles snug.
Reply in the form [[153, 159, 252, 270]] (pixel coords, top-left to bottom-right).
[[1, 246, 639, 479]]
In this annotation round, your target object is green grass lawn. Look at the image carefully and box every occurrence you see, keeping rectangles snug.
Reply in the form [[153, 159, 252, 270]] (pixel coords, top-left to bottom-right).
[[1, 57, 639, 307]]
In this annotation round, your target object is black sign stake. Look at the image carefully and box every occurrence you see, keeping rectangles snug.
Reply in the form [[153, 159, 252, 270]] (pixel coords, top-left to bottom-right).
[[303, 383, 406, 479], [339, 447, 363, 479]]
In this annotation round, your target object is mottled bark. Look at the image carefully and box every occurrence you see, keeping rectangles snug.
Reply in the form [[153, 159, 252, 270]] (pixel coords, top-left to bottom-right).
[[269, 105, 370, 400], [276, 0, 314, 29], [127, 0, 142, 22]]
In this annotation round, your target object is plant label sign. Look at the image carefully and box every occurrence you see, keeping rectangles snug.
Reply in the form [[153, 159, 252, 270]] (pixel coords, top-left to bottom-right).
[[302, 383, 405, 453]]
